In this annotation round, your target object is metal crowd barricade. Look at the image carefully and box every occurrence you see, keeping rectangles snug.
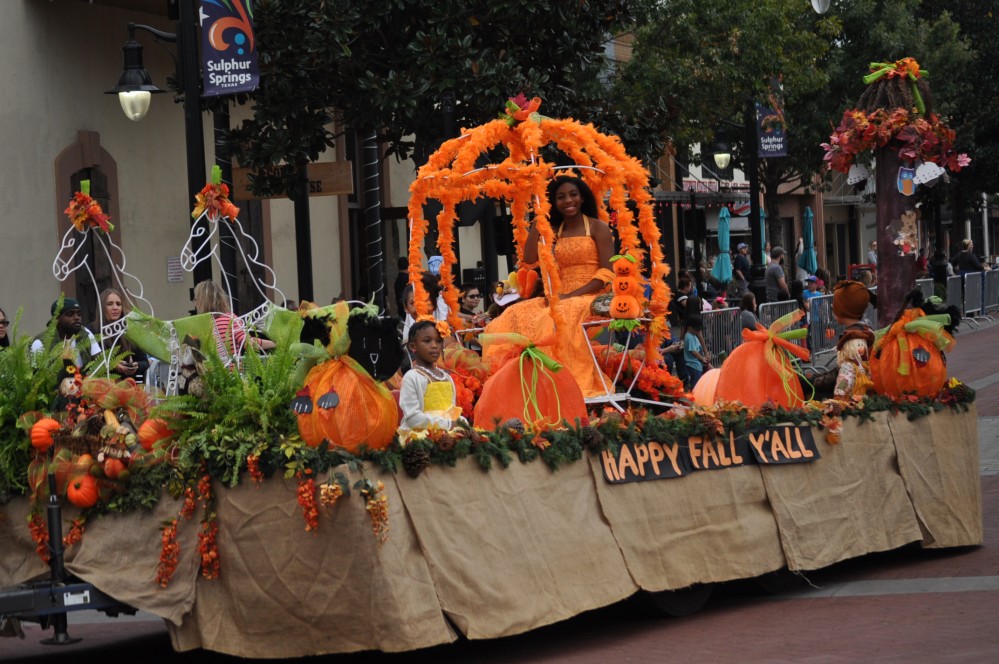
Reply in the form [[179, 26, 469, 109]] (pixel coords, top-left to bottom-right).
[[916, 278, 934, 300], [964, 272, 992, 324], [944, 275, 973, 327], [701, 307, 742, 369], [984, 271, 999, 316], [864, 286, 878, 330], [757, 299, 799, 327], [806, 294, 843, 364]]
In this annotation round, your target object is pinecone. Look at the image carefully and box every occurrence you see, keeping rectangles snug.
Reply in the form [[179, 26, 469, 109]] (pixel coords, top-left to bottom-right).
[[758, 401, 778, 417], [436, 433, 457, 454], [580, 425, 605, 451], [402, 444, 431, 479], [949, 382, 975, 403], [502, 418, 525, 433]]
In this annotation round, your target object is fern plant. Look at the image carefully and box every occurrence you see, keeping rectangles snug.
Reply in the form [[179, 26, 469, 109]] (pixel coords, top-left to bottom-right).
[[156, 314, 307, 488], [0, 309, 75, 501]]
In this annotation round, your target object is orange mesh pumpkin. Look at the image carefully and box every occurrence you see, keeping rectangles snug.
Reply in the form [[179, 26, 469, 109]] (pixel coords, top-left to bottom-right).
[[714, 311, 811, 408], [870, 308, 954, 397], [692, 367, 721, 406], [474, 334, 587, 430], [296, 356, 398, 453]]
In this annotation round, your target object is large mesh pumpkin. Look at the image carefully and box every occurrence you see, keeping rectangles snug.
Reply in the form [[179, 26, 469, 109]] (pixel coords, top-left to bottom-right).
[[294, 301, 399, 452], [714, 311, 811, 408], [870, 308, 954, 398], [473, 333, 587, 430]]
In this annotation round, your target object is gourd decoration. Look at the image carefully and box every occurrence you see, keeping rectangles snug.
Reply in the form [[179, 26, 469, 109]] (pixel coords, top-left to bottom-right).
[[870, 308, 954, 397], [293, 301, 398, 452], [714, 310, 811, 408], [609, 253, 646, 332], [474, 332, 587, 430], [515, 265, 540, 299], [30, 418, 62, 453], [66, 473, 99, 509], [692, 367, 722, 406]]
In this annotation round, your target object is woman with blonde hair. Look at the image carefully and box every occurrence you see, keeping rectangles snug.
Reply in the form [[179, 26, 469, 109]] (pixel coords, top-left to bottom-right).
[[193, 280, 274, 367], [94, 287, 147, 381]]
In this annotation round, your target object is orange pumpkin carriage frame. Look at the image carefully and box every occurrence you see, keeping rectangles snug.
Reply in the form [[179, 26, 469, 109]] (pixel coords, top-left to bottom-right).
[[405, 97, 674, 386]]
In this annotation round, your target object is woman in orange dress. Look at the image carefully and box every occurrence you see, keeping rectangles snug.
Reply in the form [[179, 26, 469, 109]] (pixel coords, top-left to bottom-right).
[[482, 175, 616, 397]]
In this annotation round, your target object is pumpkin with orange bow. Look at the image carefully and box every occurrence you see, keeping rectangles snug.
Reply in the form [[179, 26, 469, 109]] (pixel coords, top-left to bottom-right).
[[870, 308, 955, 398], [473, 333, 587, 430], [714, 310, 811, 408]]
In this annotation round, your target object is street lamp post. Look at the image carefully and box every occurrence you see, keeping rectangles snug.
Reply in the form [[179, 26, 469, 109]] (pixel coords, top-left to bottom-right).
[[106, 2, 212, 288], [714, 101, 765, 301], [713, 106, 762, 268]]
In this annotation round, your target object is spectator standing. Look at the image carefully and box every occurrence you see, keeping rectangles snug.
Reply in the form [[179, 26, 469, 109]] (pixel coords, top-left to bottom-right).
[[867, 240, 878, 265], [953, 239, 989, 275], [31, 298, 101, 369], [732, 242, 751, 298], [764, 246, 789, 302], [0, 306, 10, 348], [93, 287, 148, 382], [802, 275, 822, 304], [682, 315, 708, 390], [739, 293, 759, 331], [915, 248, 929, 277]]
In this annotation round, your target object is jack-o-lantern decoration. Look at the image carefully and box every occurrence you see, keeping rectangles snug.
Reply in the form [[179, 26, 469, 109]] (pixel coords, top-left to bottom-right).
[[870, 308, 954, 397], [715, 311, 811, 408], [66, 473, 99, 508], [608, 253, 646, 331]]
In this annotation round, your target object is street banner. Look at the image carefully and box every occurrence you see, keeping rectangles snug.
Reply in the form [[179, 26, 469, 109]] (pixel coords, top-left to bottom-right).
[[201, 0, 259, 97], [756, 101, 787, 158]]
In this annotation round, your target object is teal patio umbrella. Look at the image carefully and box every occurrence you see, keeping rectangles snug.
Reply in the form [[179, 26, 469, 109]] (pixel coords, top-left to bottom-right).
[[711, 207, 733, 283], [798, 207, 818, 275]]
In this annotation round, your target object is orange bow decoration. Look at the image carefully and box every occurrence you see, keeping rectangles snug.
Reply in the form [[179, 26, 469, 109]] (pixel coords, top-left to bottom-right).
[[500, 93, 543, 126], [64, 180, 113, 233], [742, 310, 811, 403], [192, 165, 240, 222]]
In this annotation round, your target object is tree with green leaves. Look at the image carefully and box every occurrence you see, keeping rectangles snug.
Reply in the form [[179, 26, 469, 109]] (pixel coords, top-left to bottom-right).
[[222, 0, 638, 196], [613, 0, 834, 245]]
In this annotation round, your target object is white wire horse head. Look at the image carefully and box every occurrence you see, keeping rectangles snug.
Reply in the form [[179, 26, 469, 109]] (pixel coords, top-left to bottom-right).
[[53, 183, 154, 378], [180, 169, 285, 309]]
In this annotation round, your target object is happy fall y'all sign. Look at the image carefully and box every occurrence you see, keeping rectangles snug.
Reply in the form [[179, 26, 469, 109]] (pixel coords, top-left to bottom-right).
[[600, 425, 821, 484]]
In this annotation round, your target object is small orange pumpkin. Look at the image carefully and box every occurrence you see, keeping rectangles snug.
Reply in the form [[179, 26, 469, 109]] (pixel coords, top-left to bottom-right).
[[103, 457, 126, 480], [66, 473, 99, 508], [612, 253, 639, 278], [613, 276, 642, 298], [138, 418, 175, 451], [30, 418, 62, 453]]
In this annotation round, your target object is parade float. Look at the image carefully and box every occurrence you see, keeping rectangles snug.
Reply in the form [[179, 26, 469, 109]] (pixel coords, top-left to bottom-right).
[[0, 90, 983, 658]]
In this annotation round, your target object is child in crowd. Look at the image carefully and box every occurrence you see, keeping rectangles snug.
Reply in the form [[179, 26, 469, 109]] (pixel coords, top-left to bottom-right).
[[682, 315, 708, 390], [831, 280, 875, 399], [398, 320, 465, 434]]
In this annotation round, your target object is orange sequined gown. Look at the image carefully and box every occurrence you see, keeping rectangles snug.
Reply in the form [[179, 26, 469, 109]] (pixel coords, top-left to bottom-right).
[[482, 226, 612, 397]]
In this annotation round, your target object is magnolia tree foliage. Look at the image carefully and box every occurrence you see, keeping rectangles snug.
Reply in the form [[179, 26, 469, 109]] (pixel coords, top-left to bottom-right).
[[221, 0, 640, 197]]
